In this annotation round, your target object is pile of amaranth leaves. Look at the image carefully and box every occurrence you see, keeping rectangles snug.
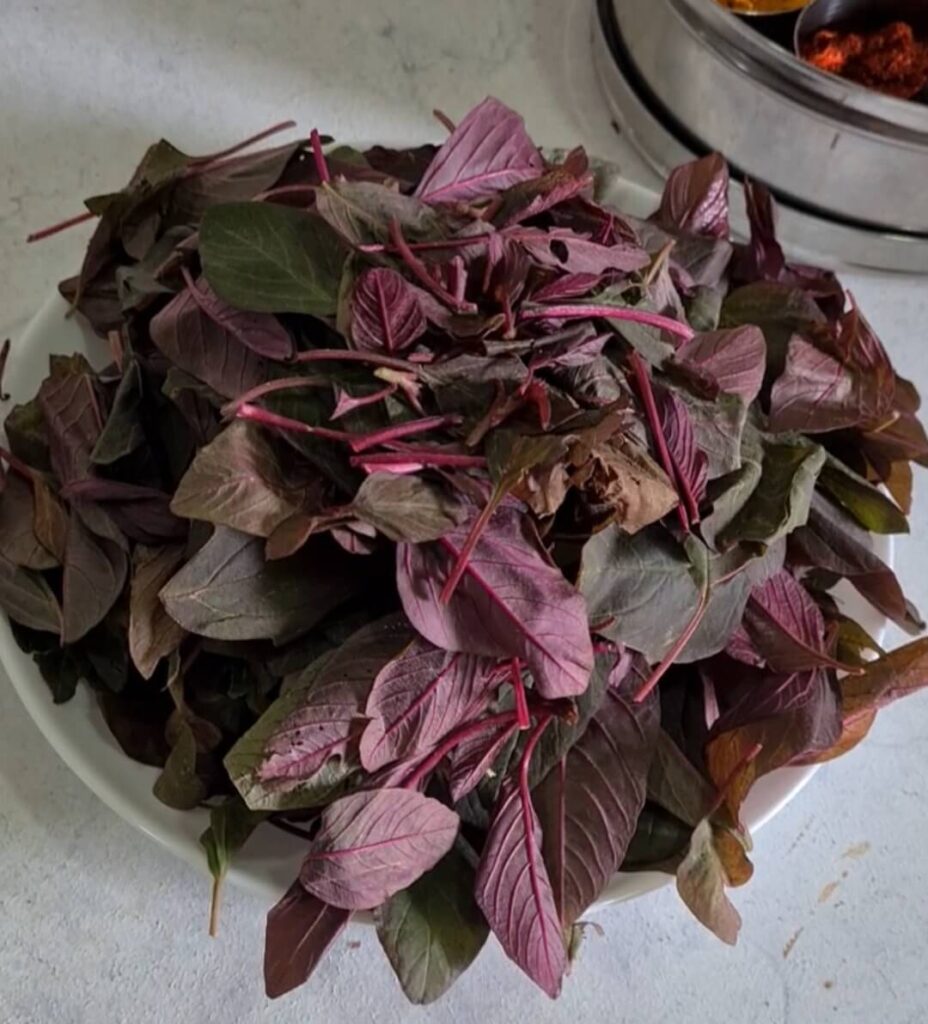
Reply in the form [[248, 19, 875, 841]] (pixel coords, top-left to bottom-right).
[[7, 97, 928, 1003]]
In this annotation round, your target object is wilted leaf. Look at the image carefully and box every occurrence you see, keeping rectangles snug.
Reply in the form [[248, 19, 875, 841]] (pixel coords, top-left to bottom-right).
[[0, 474, 57, 569], [128, 543, 186, 679]]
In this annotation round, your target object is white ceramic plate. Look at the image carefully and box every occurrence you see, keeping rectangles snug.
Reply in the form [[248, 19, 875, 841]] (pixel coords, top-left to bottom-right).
[[0, 293, 892, 911]]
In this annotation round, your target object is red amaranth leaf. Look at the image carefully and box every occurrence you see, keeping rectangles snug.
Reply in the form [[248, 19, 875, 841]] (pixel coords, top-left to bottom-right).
[[414, 97, 544, 204], [360, 639, 497, 771], [516, 228, 649, 276], [264, 882, 350, 999], [396, 508, 594, 699], [351, 267, 427, 353], [654, 384, 708, 521], [743, 569, 856, 674], [474, 718, 567, 998], [535, 677, 659, 927], [671, 326, 766, 405], [181, 269, 294, 360], [299, 788, 459, 910], [653, 153, 730, 239], [447, 719, 519, 801]]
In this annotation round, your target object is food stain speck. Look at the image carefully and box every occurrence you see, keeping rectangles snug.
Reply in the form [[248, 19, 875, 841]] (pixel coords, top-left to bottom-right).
[[823, 979, 835, 990], [842, 841, 871, 860], [782, 927, 803, 959], [818, 881, 840, 904]]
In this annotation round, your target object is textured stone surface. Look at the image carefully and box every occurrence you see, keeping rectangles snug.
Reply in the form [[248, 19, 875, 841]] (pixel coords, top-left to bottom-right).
[[2, 2, 928, 1022]]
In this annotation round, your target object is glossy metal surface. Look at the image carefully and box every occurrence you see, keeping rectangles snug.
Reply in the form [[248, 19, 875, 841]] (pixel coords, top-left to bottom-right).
[[594, 0, 928, 269]]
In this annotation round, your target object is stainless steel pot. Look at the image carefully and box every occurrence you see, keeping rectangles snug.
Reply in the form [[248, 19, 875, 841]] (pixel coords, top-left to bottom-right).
[[593, 0, 928, 271]]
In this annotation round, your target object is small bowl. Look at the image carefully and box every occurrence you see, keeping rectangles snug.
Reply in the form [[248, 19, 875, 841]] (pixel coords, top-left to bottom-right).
[[795, 0, 928, 55]]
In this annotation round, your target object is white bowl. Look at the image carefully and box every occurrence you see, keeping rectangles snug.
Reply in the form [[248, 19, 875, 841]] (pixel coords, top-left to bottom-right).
[[0, 293, 892, 910]]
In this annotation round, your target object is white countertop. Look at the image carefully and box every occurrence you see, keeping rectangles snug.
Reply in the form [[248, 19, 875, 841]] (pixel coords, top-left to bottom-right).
[[2, 2, 928, 1022]]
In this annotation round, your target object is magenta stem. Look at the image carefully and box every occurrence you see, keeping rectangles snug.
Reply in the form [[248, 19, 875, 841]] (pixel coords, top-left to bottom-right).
[[511, 660, 530, 730], [438, 493, 498, 604], [358, 235, 489, 256], [389, 219, 476, 314], [188, 120, 297, 169], [350, 450, 486, 470], [402, 711, 519, 790], [627, 351, 690, 534], [26, 210, 96, 243], [520, 304, 695, 342], [633, 587, 709, 704], [330, 384, 397, 420], [310, 129, 331, 185], [348, 414, 462, 453], [221, 376, 329, 419], [293, 348, 418, 373], [234, 403, 351, 443]]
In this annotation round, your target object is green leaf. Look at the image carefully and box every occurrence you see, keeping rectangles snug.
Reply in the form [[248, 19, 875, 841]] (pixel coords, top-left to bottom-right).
[[622, 804, 692, 869], [200, 202, 345, 315], [376, 847, 489, 1005], [171, 420, 316, 538], [153, 722, 206, 810], [160, 527, 358, 642], [718, 435, 825, 548], [579, 525, 702, 662], [676, 391, 746, 479], [91, 361, 147, 465], [349, 473, 465, 543], [199, 797, 266, 936], [700, 428, 763, 550], [818, 456, 909, 535]]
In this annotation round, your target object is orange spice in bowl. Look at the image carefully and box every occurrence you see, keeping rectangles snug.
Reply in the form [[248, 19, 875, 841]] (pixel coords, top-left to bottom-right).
[[802, 19, 928, 98]]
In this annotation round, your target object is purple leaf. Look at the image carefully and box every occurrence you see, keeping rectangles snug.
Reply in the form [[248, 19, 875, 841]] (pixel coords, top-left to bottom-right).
[[351, 268, 427, 354], [186, 274, 294, 360], [299, 788, 459, 910], [396, 508, 594, 699], [225, 615, 412, 810], [360, 638, 497, 771], [743, 569, 848, 673], [62, 511, 128, 644], [769, 335, 863, 434], [150, 286, 269, 399], [474, 777, 567, 998], [653, 153, 730, 239], [414, 97, 544, 204], [654, 385, 708, 513], [516, 228, 649, 276], [535, 679, 659, 927], [531, 272, 602, 304], [671, 326, 766, 405], [792, 493, 917, 632], [447, 719, 519, 802], [37, 355, 104, 485], [62, 479, 185, 544], [264, 882, 350, 999], [707, 668, 841, 816]]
